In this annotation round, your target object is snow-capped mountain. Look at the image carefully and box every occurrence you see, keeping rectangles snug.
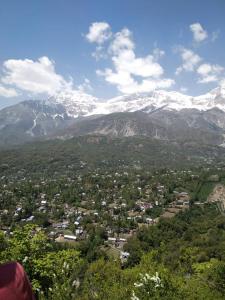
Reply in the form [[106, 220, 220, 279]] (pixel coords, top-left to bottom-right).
[[0, 99, 75, 146], [193, 86, 225, 110], [48, 90, 98, 117], [45, 85, 225, 118], [1, 85, 225, 147], [91, 85, 225, 115], [93, 90, 193, 114]]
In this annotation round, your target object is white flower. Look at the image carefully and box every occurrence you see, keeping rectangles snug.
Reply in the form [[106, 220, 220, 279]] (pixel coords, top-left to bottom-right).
[[134, 282, 143, 287], [131, 290, 140, 300], [22, 256, 28, 263], [72, 279, 80, 288], [150, 272, 163, 288]]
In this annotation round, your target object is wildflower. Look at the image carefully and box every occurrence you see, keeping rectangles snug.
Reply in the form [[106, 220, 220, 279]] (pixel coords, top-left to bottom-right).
[[134, 282, 143, 288], [22, 256, 28, 263], [150, 272, 163, 288], [72, 279, 80, 288], [131, 290, 140, 300]]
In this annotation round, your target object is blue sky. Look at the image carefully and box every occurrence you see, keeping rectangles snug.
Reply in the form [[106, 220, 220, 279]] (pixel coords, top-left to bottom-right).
[[0, 0, 225, 108]]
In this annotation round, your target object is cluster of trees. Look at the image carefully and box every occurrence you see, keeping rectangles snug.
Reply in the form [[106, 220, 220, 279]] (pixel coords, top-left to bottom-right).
[[1, 134, 225, 179], [1, 204, 225, 299]]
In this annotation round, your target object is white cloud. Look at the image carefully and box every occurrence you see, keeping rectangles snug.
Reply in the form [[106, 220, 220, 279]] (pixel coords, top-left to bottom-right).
[[95, 27, 174, 94], [78, 78, 93, 92], [86, 22, 112, 44], [197, 63, 224, 83], [120, 78, 174, 94], [97, 69, 134, 87], [175, 47, 202, 74], [0, 85, 18, 98], [1, 56, 73, 95], [112, 50, 164, 78], [109, 28, 134, 54], [190, 23, 208, 42], [97, 67, 174, 94]]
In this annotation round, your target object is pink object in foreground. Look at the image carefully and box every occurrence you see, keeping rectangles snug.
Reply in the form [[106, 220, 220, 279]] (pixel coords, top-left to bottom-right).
[[0, 262, 35, 300]]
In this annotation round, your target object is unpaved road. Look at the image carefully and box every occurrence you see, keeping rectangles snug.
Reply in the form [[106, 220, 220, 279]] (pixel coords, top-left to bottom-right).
[[207, 184, 225, 212]]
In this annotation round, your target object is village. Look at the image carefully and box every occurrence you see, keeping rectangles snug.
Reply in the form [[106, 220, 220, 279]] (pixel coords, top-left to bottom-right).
[[0, 161, 207, 261], [1, 161, 224, 262]]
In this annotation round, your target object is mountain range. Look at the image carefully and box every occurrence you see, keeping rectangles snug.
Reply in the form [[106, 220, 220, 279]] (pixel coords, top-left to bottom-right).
[[1, 86, 225, 148]]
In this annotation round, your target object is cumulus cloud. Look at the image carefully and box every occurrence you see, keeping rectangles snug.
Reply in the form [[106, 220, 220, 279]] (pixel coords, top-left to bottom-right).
[[197, 63, 224, 83], [97, 67, 173, 94], [109, 28, 134, 54], [0, 85, 18, 98], [1, 56, 73, 95], [112, 50, 164, 78], [175, 47, 202, 75], [190, 23, 208, 42], [86, 22, 112, 44], [94, 26, 174, 94]]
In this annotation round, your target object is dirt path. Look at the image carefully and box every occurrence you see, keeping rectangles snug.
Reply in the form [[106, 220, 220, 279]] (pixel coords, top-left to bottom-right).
[[207, 184, 225, 213]]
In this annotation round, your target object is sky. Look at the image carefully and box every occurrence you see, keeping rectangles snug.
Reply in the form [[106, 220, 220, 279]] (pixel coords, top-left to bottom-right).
[[0, 0, 225, 108]]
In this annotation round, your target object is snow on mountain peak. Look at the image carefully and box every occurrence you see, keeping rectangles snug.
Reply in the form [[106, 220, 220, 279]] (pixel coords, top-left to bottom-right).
[[91, 90, 194, 115], [46, 86, 225, 118], [98, 87, 225, 114], [48, 90, 98, 117]]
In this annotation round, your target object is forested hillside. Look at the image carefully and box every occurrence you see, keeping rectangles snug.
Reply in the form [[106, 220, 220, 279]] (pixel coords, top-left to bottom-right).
[[1, 145, 225, 299], [1, 204, 225, 299]]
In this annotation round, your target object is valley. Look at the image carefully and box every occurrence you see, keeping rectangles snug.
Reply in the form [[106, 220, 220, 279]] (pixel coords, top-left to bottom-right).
[[1, 2, 225, 299], [1, 86, 225, 299], [1, 140, 225, 299]]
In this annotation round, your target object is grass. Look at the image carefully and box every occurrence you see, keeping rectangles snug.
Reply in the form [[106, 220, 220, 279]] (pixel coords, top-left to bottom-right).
[[197, 181, 216, 202]]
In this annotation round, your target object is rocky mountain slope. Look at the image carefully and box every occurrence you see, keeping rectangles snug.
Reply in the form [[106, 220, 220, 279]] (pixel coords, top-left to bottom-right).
[[0, 86, 225, 147], [55, 108, 225, 145], [0, 100, 73, 146]]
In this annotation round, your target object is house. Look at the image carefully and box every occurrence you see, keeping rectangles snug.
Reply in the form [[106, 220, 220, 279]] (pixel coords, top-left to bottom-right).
[[75, 228, 83, 236], [108, 237, 117, 244], [146, 217, 153, 224], [55, 234, 77, 243], [64, 235, 77, 241], [53, 220, 69, 229], [120, 251, 130, 263]]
